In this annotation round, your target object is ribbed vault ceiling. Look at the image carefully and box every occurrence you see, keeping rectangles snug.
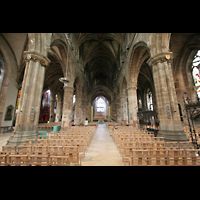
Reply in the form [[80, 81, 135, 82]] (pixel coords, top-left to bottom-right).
[[75, 33, 125, 90]]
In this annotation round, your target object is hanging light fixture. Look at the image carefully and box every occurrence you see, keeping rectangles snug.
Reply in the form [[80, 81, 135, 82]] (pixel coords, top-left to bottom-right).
[[59, 37, 71, 87]]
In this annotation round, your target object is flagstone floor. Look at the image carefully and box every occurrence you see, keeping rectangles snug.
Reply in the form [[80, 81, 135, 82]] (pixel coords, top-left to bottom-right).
[[82, 122, 124, 166]]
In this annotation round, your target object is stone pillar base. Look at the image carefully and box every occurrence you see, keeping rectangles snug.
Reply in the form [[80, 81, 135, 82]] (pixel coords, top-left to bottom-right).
[[7, 131, 39, 146], [74, 119, 80, 126], [129, 119, 138, 127], [157, 129, 189, 142]]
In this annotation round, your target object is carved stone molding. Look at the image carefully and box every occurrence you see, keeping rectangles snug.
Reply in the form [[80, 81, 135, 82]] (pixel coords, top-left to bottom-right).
[[127, 86, 137, 90], [147, 52, 173, 66], [23, 51, 51, 67]]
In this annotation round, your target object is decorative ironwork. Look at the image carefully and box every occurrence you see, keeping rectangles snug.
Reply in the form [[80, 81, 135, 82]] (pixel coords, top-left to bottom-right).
[[183, 92, 200, 150]]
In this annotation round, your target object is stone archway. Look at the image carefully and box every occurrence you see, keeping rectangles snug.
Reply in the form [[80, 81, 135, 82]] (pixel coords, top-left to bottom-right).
[[127, 42, 150, 126]]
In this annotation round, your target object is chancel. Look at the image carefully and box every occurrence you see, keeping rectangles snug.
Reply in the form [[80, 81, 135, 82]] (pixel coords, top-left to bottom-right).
[[1, 33, 200, 166]]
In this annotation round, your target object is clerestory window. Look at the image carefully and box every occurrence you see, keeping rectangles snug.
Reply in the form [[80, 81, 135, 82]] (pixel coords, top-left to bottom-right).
[[192, 50, 200, 99]]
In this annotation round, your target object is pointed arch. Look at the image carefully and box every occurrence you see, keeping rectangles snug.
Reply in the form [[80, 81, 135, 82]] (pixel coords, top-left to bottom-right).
[[128, 42, 150, 88]]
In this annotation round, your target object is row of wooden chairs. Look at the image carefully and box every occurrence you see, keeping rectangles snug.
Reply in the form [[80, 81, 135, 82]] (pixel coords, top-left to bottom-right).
[[124, 149, 200, 166], [0, 145, 81, 166], [0, 125, 97, 166], [44, 135, 92, 146], [0, 154, 78, 166], [110, 125, 200, 166], [25, 140, 87, 158]]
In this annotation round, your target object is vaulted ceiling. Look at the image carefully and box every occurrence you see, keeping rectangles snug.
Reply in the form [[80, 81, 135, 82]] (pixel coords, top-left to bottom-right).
[[75, 33, 125, 90]]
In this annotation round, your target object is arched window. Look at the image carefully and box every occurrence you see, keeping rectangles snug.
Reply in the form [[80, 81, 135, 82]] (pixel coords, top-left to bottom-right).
[[192, 50, 200, 99], [147, 88, 153, 111], [4, 105, 14, 121], [96, 97, 105, 112]]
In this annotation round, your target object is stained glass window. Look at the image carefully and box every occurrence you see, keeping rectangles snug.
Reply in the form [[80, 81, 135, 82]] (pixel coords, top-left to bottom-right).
[[96, 97, 105, 112], [192, 50, 200, 99]]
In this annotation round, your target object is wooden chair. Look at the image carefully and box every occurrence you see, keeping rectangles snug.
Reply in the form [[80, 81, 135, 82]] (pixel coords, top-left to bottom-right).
[[167, 150, 186, 166], [137, 142, 153, 150], [24, 139, 37, 146], [128, 150, 149, 166], [49, 155, 71, 166], [152, 142, 165, 150], [165, 142, 178, 150], [148, 150, 167, 166], [17, 146, 32, 155], [29, 154, 49, 166], [63, 146, 81, 166], [32, 146, 48, 155], [1, 146, 17, 154], [178, 142, 193, 149], [184, 149, 200, 166], [74, 144, 86, 160], [121, 147, 135, 162], [48, 146, 63, 156], [7, 155, 28, 166], [48, 139, 61, 146], [154, 137, 164, 142], [36, 139, 49, 146], [0, 154, 8, 166]]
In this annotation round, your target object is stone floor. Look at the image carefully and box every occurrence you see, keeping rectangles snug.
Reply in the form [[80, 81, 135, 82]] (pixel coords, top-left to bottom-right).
[[82, 122, 124, 166]]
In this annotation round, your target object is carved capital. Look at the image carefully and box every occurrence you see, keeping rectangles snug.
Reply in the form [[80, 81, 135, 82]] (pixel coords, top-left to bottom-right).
[[147, 52, 173, 66], [127, 86, 137, 90], [23, 51, 51, 67]]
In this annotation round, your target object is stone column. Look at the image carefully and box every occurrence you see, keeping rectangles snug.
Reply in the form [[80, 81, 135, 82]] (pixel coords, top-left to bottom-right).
[[7, 51, 50, 146], [74, 96, 82, 125], [116, 101, 121, 123], [127, 86, 138, 126], [148, 52, 188, 141], [55, 97, 63, 122], [120, 95, 128, 125], [61, 85, 73, 128]]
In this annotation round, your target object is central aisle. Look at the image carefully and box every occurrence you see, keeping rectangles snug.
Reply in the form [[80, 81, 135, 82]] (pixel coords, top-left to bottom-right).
[[82, 123, 124, 166]]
